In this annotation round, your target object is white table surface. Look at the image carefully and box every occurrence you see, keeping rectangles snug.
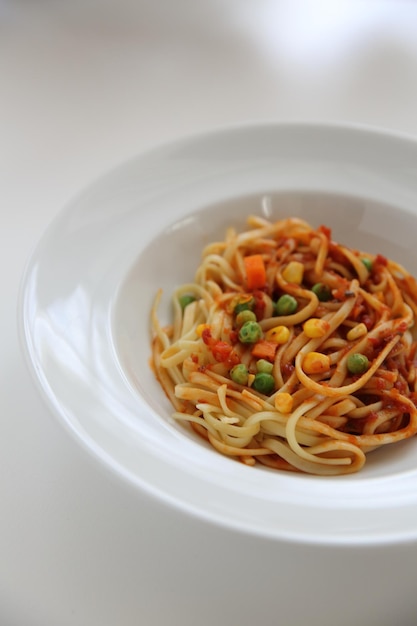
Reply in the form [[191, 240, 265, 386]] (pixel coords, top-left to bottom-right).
[[2, 2, 417, 625]]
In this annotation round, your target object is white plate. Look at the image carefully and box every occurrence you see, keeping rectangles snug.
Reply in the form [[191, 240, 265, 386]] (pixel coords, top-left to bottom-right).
[[19, 122, 417, 545]]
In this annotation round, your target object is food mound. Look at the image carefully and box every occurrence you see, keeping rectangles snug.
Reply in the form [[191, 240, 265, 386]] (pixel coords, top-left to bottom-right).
[[151, 216, 417, 475]]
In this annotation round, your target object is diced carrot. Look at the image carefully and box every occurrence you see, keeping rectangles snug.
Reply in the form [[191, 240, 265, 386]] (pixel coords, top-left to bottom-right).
[[251, 340, 278, 362], [244, 254, 266, 290]]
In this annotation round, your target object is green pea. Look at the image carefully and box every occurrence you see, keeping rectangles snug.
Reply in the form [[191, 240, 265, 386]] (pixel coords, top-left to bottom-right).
[[256, 359, 274, 374], [311, 282, 332, 302], [252, 372, 275, 394], [347, 353, 369, 375], [238, 321, 263, 344], [235, 310, 257, 327], [361, 258, 373, 272], [179, 295, 196, 311], [230, 363, 249, 386], [276, 294, 298, 316]]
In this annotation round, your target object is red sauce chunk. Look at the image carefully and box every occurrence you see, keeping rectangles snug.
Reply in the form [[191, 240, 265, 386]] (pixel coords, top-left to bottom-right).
[[201, 327, 239, 366]]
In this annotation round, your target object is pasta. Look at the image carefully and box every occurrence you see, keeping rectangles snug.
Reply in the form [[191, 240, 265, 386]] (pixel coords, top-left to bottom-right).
[[151, 215, 417, 475]]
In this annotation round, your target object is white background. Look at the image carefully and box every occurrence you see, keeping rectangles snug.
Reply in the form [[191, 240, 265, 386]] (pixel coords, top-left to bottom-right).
[[2, 2, 417, 624]]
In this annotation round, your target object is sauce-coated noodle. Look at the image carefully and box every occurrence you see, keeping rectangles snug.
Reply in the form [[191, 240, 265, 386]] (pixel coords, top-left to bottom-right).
[[151, 216, 417, 475]]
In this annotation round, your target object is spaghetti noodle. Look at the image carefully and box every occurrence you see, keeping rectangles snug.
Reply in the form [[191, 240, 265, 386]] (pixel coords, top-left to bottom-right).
[[151, 216, 417, 475]]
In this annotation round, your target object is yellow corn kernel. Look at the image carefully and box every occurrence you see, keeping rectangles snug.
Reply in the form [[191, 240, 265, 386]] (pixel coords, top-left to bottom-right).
[[274, 392, 293, 414], [247, 373, 256, 387], [303, 318, 330, 338], [346, 323, 368, 342], [310, 237, 321, 254], [265, 325, 290, 344], [302, 352, 330, 374], [196, 323, 210, 338], [282, 261, 304, 285]]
